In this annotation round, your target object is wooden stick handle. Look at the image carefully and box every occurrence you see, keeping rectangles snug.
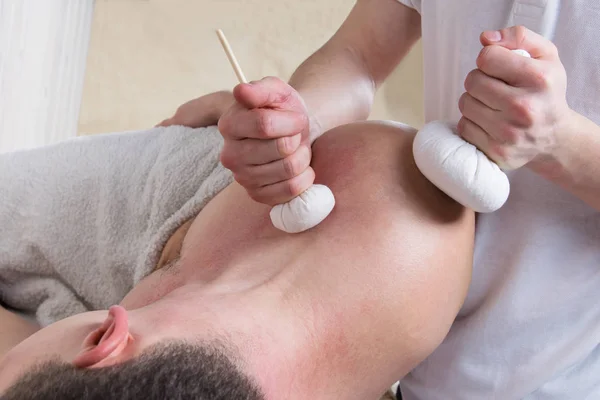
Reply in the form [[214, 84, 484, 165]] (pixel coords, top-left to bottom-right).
[[216, 29, 248, 84]]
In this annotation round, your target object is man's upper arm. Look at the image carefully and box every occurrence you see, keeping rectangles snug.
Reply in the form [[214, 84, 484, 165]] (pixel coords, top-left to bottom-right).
[[0, 306, 39, 359], [327, 0, 422, 87]]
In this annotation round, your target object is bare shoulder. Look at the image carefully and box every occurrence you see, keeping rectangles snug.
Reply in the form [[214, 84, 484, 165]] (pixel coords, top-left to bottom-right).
[[307, 121, 475, 376], [311, 120, 470, 226]]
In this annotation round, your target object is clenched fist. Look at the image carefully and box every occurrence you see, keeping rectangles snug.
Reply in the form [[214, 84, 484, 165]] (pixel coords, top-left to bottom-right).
[[218, 76, 316, 206], [458, 25, 572, 171]]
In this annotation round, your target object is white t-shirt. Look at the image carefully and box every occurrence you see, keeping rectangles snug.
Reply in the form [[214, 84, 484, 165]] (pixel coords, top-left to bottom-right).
[[395, 1, 600, 398]]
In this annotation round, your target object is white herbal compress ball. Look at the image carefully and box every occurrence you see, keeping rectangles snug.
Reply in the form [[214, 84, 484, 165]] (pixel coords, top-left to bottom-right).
[[413, 121, 510, 212], [270, 184, 335, 233], [412, 49, 531, 213]]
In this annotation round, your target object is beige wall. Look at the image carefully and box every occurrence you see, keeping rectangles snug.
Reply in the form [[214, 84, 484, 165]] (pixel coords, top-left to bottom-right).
[[78, 0, 424, 135], [0, 0, 93, 153]]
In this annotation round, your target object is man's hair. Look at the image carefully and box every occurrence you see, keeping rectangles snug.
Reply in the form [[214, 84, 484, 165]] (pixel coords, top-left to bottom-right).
[[2, 340, 264, 400]]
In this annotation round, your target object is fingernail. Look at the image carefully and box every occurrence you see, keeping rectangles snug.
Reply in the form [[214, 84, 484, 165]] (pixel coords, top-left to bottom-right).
[[484, 30, 501, 42]]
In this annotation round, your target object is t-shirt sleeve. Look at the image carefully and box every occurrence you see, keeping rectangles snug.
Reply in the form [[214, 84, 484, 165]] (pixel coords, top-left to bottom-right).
[[396, 0, 422, 13]]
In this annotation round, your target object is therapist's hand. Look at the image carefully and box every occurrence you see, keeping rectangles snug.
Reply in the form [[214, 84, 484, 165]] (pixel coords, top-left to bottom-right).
[[457, 25, 574, 171], [157, 90, 234, 128], [218, 76, 315, 206]]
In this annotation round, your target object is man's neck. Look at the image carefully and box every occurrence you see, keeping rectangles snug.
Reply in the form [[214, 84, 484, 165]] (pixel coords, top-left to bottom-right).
[[119, 214, 398, 399], [121, 270, 393, 399], [192, 286, 388, 400]]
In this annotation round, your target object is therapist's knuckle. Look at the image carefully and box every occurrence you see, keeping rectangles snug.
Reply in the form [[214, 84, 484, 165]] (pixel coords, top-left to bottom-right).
[[529, 66, 551, 90], [284, 151, 309, 179], [284, 178, 305, 199], [220, 144, 239, 170], [513, 25, 529, 46], [457, 93, 466, 113], [255, 110, 275, 138], [464, 70, 478, 92], [509, 97, 534, 127], [281, 155, 297, 179], [476, 46, 494, 71], [276, 136, 297, 157], [217, 114, 236, 139]]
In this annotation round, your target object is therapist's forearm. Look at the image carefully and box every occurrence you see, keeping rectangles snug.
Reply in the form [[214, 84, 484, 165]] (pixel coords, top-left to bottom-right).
[[288, 0, 421, 141], [288, 43, 377, 141], [532, 109, 600, 211]]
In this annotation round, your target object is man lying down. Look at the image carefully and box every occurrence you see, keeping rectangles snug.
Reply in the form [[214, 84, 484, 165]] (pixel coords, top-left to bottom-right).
[[0, 120, 474, 400]]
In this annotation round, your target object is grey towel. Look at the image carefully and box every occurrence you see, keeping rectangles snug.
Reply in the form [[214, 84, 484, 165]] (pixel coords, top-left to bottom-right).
[[0, 125, 232, 326]]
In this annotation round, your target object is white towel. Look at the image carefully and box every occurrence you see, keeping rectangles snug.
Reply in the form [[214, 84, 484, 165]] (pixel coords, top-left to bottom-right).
[[0, 125, 232, 326]]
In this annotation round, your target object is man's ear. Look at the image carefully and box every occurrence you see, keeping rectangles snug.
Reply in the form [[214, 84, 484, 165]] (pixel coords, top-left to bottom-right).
[[72, 305, 133, 368]]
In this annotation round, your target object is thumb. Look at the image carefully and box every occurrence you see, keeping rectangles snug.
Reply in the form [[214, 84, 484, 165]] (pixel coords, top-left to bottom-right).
[[233, 76, 305, 111], [480, 25, 559, 60]]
